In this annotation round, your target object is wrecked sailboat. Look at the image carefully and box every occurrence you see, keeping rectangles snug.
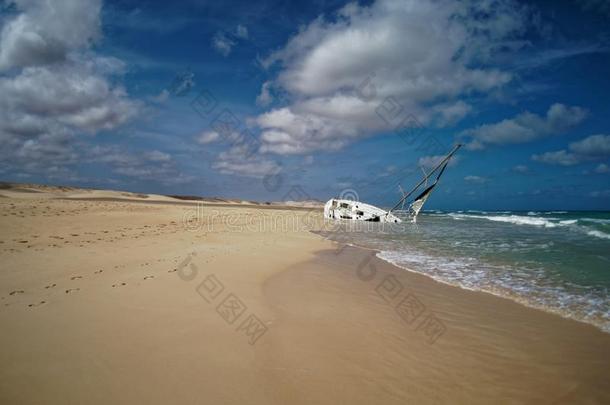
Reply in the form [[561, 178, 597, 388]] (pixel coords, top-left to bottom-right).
[[324, 144, 462, 223]]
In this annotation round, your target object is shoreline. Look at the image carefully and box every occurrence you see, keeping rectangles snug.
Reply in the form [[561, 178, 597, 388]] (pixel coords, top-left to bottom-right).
[[380, 252, 610, 335], [333, 238, 610, 332], [269, 243, 610, 403], [317, 225, 610, 335]]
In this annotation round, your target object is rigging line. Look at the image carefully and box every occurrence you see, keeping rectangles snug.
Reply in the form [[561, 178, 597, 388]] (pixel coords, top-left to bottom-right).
[[386, 143, 462, 214]]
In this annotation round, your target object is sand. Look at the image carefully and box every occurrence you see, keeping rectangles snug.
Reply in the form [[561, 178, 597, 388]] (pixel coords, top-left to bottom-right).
[[1, 186, 609, 404]]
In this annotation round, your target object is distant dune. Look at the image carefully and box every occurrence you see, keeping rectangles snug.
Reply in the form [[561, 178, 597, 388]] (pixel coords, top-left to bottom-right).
[[0, 181, 324, 209]]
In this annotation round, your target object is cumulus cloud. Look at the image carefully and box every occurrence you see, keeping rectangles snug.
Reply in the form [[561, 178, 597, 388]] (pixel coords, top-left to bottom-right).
[[0, 0, 138, 177], [433, 101, 472, 127], [464, 175, 488, 184], [257, 106, 356, 154], [461, 103, 588, 149], [212, 25, 249, 57], [212, 145, 280, 178], [144, 150, 171, 162], [90, 146, 193, 185], [531, 150, 580, 166], [531, 134, 610, 166], [1, 63, 137, 131], [418, 154, 459, 170], [0, 0, 101, 71], [594, 163, 610, 174], [235, 24, 248, 39], [569, 134, 610, 157], [150, 89, 170, 104], [512, 164, 529, 173], [196, 130, 220, 144], [254, 0, 533, 155], [256, 81, 273, 106], [212, 32, 235, 57]]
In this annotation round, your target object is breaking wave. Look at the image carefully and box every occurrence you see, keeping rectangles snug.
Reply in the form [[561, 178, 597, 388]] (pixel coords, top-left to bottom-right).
[[377, 249, 610, 333], [449, 213, 562, 227], [587, 230, 610, 240], [447, 212, 610, 240]]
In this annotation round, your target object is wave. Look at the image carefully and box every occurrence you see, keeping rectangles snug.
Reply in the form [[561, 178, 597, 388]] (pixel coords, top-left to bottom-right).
[[559, 219, 577, 225], [377, 249, 610, 333], [581, 218, 610, 225], [587, 230, 610, 240], [445, 213, 610, 241], [448, 213, 563, 228]]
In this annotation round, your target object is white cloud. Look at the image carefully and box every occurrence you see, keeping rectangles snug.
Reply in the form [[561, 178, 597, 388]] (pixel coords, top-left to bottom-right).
[[90, 146, 192, 185], [461, 103, 588, 149], [257, 107, 355, 154], [150, 89, 170, 103], [0, 0, 101, 71], [212, 32, 235, 57], [1, 63, 137, 131], [196, 130, 220, 144], [594, 163, 610, 174], [235, 25, 248, 39], [212, 25, 249, 56], [512, 164, 529, 173], [433, 101, 472, 127], [144, 150, 171, 162], [569, 134, 610, 157], [418, 154, 459, 169], [0, 0, 138, 177], [256, 81, 273, 106], [531, 150, 580, 166], [212, 145, 280, 178], [464, 175, 488, 184], [514, 45, 606, 71], [532, 134, 610, 166], [254, 0, 532, 155]]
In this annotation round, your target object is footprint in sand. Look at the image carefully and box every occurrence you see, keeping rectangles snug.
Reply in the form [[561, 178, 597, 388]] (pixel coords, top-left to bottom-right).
[[111, 282, 127, 288], [94, 269, 103, 274], [143, 275, 154, 280], [9, 290, 25, 296], [70, 276, 82, 280], [65, 288, 79, 294], [44, 283, 57, 289], [28, 301, 46, 308]]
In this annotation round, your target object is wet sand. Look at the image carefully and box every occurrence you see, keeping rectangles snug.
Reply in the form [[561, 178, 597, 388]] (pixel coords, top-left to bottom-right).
[[265, 246, 610, 403], [0, 189, 609, 404]]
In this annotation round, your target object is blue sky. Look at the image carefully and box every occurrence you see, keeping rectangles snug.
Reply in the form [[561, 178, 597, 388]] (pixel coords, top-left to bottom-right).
[[1, 0, 609, 210]]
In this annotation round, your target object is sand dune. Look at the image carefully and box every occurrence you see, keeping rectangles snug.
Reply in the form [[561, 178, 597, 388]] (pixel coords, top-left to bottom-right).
[[0, 182, 324, 208]]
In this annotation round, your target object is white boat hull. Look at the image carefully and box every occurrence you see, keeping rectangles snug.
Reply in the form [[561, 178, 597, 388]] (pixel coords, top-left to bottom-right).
[[323, 199, 402, 223]]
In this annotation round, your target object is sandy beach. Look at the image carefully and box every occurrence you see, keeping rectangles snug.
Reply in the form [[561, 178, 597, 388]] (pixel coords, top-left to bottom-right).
[[1, 184, 609, 404]]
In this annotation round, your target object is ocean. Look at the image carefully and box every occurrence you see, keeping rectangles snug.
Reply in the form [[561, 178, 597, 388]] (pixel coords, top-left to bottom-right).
[[324, 210, 610, 332]]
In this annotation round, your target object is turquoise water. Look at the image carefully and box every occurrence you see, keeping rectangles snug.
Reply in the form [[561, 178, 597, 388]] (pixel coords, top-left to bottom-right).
[[327, 211, 610, 332]]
